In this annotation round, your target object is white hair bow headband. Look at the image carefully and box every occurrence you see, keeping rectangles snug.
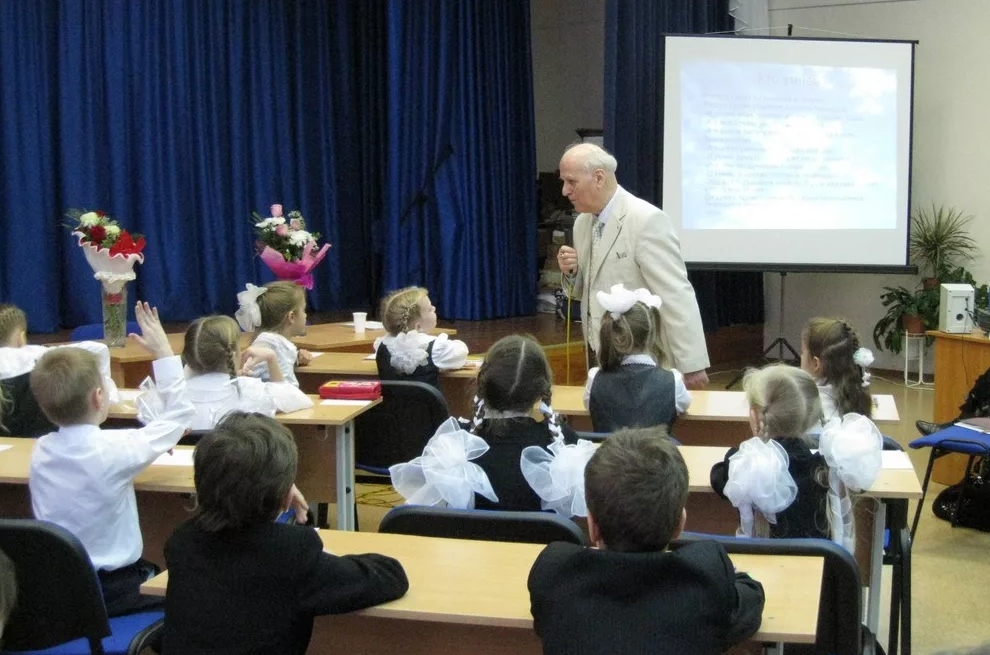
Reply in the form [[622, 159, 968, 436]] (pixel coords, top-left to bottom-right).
[[234, 283, 268, 331], [596, 284, 662, 320], [852, 347, 874, 388]]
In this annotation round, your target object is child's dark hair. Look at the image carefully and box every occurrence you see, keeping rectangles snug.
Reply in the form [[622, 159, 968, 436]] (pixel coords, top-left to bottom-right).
[[472, 335, 557, 439], [192, 412, 298, 532], [380, 287, 429, 335], [585, 427, 687, 552], [29, 349, 103, 426], [255, 281, 305, 333], [802, 317, 872, 417], [0, 305, 26, 346], [183, 316, 241, 377], [598, 302, 661, 370]]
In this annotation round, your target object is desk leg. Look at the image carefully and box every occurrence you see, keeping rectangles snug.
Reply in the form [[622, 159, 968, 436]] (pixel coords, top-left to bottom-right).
[[335, 421, 356, 531], [865, 499, 886, 652]]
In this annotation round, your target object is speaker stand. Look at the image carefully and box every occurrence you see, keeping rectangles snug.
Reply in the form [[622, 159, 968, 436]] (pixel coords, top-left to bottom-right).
[[726, 271, 801, 389]]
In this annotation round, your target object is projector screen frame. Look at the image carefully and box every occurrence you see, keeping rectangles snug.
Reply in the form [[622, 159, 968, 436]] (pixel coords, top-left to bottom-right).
[[659, 33, 919, 273]]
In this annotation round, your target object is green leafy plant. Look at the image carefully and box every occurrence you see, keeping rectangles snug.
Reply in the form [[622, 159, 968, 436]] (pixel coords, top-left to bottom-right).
[[873, 286, 939, 354], [909, 205, 978, 281]]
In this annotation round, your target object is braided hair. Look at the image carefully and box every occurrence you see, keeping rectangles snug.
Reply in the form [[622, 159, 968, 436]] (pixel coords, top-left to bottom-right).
[[0, 304, 27, 347], [183, 315, 241, 378], [802, 317, 872, 417], [380, 287, 429, 335]]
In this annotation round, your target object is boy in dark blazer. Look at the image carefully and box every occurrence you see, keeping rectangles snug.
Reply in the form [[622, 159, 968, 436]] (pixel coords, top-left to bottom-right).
[[528, 428, 765, 655], [162, 412, 408, 655]]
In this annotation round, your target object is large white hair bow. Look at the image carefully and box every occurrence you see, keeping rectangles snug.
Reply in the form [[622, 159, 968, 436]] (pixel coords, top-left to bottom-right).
[[723, 437, 798, 538], [596, 283, 663, 320], [520, 437, 598, 517], [852, 347, 874, 387], [386, 330, 430, 374], [234, 283, 268, 331], [389, 418, 498, 509], [819, 413, 883, 552]]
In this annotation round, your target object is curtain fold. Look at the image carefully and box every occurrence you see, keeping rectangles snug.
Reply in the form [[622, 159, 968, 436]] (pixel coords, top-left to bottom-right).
[[0, 0, 534, 331], [603, 0, 764, 332]]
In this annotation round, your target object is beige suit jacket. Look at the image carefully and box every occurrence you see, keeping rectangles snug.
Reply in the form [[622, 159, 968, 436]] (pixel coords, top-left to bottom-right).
[[567, 187, 710, 373]]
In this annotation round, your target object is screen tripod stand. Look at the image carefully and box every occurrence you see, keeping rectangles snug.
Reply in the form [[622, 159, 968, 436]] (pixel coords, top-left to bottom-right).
[[726, 271, 800, 389]]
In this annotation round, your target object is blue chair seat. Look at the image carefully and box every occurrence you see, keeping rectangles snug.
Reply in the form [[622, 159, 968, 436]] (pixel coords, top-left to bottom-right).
[[3, 611, 162, 655]]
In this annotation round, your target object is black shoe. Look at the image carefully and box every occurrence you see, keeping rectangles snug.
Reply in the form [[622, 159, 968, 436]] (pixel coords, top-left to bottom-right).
[[915, 419, 953, 436]]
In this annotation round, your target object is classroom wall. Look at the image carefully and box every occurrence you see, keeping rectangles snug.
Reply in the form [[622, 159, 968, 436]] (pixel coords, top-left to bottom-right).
[[530, 0, 606, 172], [764, 0, 990, 371]]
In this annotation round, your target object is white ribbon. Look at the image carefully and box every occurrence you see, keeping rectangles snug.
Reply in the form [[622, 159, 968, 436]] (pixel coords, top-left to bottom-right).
[[521, 438, 598, 517], [852, 347, 874, 387], [385, 330, 430, 374], [234, 284, 268, 331], [723, 437, 798, 538], [596, 283, 663, 320], [819, 413, 883, 552]]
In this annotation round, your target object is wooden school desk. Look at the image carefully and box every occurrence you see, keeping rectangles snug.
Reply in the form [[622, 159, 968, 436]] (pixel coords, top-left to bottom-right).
[[141, 530, 824, 653], [108, 392, 380, 531], [295, 351, 481, 418], [551, 386, 901, 445], [0, 437, 195, 568], [291, 323, 457, 352], [927, 328, 990, 484]]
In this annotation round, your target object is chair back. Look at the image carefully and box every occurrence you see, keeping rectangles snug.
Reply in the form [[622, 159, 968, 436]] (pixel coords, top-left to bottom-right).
[[354, 381, 449, 473], [671, 533, 864, 655], [69, 322, 140, 342], [0, 519, 110, 653], [379, 505, 589, 546]]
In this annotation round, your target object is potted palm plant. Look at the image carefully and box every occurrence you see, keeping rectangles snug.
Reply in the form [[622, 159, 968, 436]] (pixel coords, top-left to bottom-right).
[[909, 204, 978, 288]]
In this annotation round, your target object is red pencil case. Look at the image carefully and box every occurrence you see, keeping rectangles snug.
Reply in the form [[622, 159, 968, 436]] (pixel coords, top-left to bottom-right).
[[319, 380, 382, 400]]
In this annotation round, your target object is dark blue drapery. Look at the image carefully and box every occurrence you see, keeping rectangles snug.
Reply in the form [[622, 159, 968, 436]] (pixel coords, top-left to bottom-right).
[[603, 0, 764, 331], [0, 0, 535, 332]]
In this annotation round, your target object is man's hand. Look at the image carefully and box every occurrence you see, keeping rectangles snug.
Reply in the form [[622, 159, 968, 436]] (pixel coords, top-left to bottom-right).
[[128, 301, 174, 359], [683, 370, 709, 390], [557, 245, 579, 275]]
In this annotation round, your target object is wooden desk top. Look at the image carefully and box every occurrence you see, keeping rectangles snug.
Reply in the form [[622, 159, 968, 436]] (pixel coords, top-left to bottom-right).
[[139, 530, 823, 643], [296, 352, 482, 380], [292, 324, 457, 351], [0, 437, 195, 492], [551, 387, 900, 423], [108, 393, 381, 426], [926, 328, 990, 345]]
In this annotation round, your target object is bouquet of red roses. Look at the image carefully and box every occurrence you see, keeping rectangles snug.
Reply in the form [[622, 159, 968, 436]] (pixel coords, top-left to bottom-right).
[[252, 204, 331, 289]]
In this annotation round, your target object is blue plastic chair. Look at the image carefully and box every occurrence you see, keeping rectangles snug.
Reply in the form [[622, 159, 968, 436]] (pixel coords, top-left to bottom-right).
[[69, 323, 140, 343], [354, 381, 449, 476], [0, 519, 162, 655], [908, 426, 990, 537]]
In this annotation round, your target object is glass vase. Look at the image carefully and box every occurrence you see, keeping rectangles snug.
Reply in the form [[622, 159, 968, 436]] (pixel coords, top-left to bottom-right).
[[101, 284, 128, 348]]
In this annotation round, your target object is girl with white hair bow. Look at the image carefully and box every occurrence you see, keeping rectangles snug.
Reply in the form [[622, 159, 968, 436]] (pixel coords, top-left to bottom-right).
[[710, 364, 882, 552], [583, 284, 691, 433]]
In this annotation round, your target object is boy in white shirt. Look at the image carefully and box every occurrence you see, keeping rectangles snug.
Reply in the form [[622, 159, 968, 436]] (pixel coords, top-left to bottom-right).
[[29, 301, 195, 616]]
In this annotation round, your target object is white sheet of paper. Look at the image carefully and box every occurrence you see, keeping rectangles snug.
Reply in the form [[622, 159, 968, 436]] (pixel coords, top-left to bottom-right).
[[342, 321, 384, 330], [881, 451, 914, 470], [152, 449, 195, 467], [320, 399, 372, 407], [117, 389, 142, 402], [0, 445, 13, 454], [363, 353, 377, 361], [307, 352, 326, 359]]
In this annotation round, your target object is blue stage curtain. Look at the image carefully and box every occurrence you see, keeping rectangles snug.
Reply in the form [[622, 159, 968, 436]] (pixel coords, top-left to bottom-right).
[[381, 0, 537, 319], [603, 0, 764, 331]]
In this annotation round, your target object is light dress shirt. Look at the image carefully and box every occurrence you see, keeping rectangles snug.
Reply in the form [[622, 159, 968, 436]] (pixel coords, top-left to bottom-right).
[[250, 332, 300, 387]]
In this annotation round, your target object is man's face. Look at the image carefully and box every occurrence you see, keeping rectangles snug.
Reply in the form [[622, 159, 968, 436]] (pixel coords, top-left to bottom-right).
[[559, 155, 604, 214]]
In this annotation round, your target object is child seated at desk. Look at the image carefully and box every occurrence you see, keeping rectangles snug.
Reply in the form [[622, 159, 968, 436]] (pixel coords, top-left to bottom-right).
[[29, 301, 195, 617], [583, 284, 690, 432], [528, 428, 765, 655], [0, 303, 119, 438], [139, 314, 312, 431], [800, 317, 874, 426], [374, 286, 468, 389], [390, 335, 577, 511], [709, 364, 882, 551], [162, 412, 408, 655], [234, 281, 315, 387]]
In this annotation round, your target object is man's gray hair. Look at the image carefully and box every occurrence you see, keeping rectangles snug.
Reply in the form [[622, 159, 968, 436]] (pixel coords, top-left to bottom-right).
[[564, 142, 618, 175]]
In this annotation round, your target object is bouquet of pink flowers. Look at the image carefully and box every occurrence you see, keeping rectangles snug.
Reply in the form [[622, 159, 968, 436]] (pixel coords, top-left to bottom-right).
[[252, 204, 331, 289]]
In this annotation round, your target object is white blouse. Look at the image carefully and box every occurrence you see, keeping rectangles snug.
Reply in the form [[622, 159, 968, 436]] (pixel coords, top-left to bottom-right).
[[583, 353, 691, 414], [249, 331, 300, 387], [0, 342, 120, 403], [373, 331, 469, 373]]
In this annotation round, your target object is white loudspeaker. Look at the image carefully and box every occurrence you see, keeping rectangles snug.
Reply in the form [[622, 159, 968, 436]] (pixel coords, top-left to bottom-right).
[[939, 283, 975, 333]]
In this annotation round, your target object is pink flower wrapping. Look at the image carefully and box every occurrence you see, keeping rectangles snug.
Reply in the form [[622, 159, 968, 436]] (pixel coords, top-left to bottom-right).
[[259, 242, 331, 290], [271, 204, 283, 217]]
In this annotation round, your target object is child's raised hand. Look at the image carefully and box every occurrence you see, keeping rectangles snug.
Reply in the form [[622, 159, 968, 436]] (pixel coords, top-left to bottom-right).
[[239, 345, 277, 376], [129, 301, 174, 359], [289, 484, 309, 523], [297, 349, 315, 366]]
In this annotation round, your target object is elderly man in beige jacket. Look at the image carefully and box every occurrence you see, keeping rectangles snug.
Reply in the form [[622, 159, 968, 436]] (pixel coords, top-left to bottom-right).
[[557, 144, 710, 389]]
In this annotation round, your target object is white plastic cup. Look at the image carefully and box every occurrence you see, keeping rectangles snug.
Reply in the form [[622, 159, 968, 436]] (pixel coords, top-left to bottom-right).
[[353, 312, 367, 333]]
